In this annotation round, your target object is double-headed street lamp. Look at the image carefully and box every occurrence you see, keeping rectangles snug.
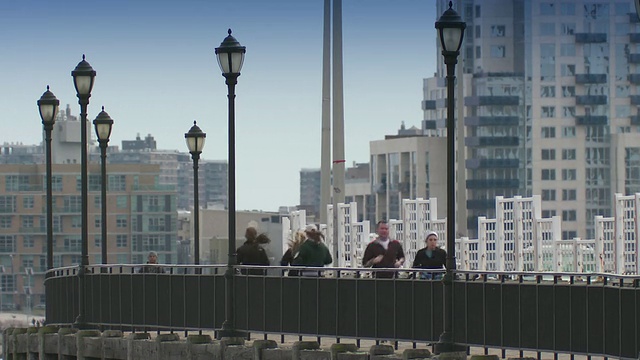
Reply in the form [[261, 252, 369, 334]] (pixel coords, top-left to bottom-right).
[[434, 1, 465, 354], [185, 121, 206, 266], [71, 55, 96, 328], [93, 107, 114, 265], [37, 86, 60, 272], [214, 28, 246, 339]]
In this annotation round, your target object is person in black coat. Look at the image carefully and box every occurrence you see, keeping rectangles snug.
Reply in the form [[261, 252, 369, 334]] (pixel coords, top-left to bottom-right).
[[236, 227, 270, 275], [412, 231, 446, 279]]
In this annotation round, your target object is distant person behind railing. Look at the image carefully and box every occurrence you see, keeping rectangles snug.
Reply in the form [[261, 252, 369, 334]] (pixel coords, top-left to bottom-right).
[[280, 229, 306, 276], [412, 231, 446, 280], [292, 224, 332, 276], [138, 251, 166, 274], [236, 227, 270, 275], [363, 220, 405, 278]]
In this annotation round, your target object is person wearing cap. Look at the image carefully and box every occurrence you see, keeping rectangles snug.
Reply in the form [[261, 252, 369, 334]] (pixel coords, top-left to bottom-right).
[[412, 231, 446, 280], [139, 251, 166, 274], [292, 224, 332, 276], [362, 220, 405, 278]]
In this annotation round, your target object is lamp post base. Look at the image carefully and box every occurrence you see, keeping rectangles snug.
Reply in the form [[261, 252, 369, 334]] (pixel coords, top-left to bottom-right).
[[433, 341, 467, 355]]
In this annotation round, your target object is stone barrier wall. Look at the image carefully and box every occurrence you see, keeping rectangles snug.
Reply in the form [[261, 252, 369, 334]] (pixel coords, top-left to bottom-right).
[[1, 327, 473, 360]]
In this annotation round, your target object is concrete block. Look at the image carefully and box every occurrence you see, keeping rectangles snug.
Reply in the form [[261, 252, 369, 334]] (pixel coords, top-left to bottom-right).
[[225, 344, 254, 360], [371, 355, 403, 360], [77, 329, 103, 360], [103, 330, 124, 338], [186, 335, 215, 360], [103, 336, 128, 360], [507, 358, 536, 360], [38, 328, 59, 360], [28, 332, 39, 354], [263, 348, 293, 360], [253, 339, 277, 360], [337, 352, 368, 360], [434, 352, 467, 360], [203, 342, 224, 360], [469, 356, 498, 360], [300, 349, 332, 360], [127, 333, 152, 360], [369, 345, 395, 356], [159, 340, 188, 360], [60, 333, 78, 357], [292, 341, 320, 360], [403, 348, 431, 360], [330, 343, 359, 360]]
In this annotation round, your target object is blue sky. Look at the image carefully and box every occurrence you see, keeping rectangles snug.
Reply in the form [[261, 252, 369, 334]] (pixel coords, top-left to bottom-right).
[[0, 0, 438, 211]]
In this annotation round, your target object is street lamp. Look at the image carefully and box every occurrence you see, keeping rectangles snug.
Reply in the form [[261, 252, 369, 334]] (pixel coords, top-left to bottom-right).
[[93, 107, 113, 265], [185, 121, 206, 266], [71, 54, 96, 329], [37, 86, 60, 272], [434, 1, 465, 354], [215, 28, 246, 339], [24, 267, 33, 322], [635, 0, 640, 20]]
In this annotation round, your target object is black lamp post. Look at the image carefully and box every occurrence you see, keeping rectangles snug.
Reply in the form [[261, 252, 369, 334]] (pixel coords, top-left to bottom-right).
[[185, 121, 206, 266], [215, 28, 246, 339], [93, 107, 113, 265], [71, 55, 96, 328], [37, 86, 59, 272], [635, 0, 640, 20], [434, 1, 465, 354]]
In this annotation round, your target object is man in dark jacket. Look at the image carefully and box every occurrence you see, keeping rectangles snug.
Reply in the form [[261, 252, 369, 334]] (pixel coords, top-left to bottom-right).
[[362, 220, 405, 278]]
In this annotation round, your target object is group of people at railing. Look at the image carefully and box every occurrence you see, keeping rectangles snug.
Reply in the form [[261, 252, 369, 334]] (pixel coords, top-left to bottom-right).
[[133, 220, 448, 278]]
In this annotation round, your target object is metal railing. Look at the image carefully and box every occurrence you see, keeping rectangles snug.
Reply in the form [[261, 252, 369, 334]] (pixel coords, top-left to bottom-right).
[[45, 264, 640, 359]]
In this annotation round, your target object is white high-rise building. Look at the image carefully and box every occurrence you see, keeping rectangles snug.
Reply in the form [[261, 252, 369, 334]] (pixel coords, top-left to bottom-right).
[[423, 0, 640, 238]]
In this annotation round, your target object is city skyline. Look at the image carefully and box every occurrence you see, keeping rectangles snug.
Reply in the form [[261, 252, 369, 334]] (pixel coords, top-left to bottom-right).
[[0, 0, 438, 211]]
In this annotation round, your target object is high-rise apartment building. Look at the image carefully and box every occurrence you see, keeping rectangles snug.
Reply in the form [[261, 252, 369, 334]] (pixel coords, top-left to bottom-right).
[[423, 0, 640, 238], [299, 169, 321, 219]]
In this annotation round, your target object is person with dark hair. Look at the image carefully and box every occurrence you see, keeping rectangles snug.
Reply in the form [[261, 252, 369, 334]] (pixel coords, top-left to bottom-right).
[[236, 227, 270, 275], [139, 251, 166, 273], [412, 231, 446, 280], [362, 220, 405, 278], [292, 224, 332, 276]]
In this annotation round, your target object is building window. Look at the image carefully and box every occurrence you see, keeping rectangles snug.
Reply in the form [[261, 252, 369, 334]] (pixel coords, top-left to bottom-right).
[[71, 216, 81, 229], [94, 235, 101, 248], [475, 25, 481, 38], [562, 189, 577, 201], [94, 215, 101, 229], [21, 216, 34, 229], [22, 196, 34, 209], [108, 175, 126, 191], [475, 46, 481, 59], [562, 210, 577, 221], [560, 23, 575, 35], [491, 25, 505, 37], [541, 127, 556, 138], [117, 196, 128, 209], [490, 45, 506, 58], [23, 235, 34, 248], [541, 149, 556, 160], [560, 44, 575, 57], [475, 5, 480, 18], [117, 235, 128, 248], [542, 189, 556, 201], [0, 216, 12, 229], [560, 3, 575, 15], [541, 86, 555, 97], [541, 106, 556, 118], [562, 126, 576, 138], [561, 64, 575, 76], [540, 23, 555, 36], [541, 169, 556, 180], [542, 210, 556, 217], [541, 2, 555, 15], [562, 169, 577, 180], [1, 275, 16, 292], [562, 231, 578, 239], [0, 235, 15, 252], [562, 149, 576, 160], [562, 106, 575, 118], [116, 215, 128, 228]]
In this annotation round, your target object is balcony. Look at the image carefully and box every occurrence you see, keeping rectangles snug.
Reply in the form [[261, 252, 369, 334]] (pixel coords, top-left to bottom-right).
[[464, 116, 519, 127], [575, 74, 606, 84], [575, 116, 607, 126], [465, 158, 519, 169], [466, 179, 520, 189], [575, 33, 606, 43], [465, 136, 519, 147], [422, 100, 436, 110], [464, 96, 519, 106], [575, 95, 607, 105]]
